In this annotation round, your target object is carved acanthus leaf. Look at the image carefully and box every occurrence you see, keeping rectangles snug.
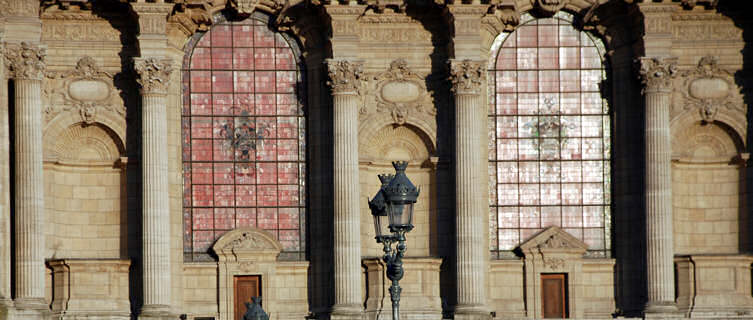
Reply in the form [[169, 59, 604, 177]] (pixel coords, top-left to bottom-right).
[[4, 42, 47, 80], [638, 57, 678, 92], [326, 59, 364, 94], [135, 57, 173, 95], [449, 59, 485, 95]]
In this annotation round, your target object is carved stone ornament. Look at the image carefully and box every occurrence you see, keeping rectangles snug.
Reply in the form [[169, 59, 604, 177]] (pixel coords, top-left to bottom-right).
[[518, 226, 589, 254], [326, 59, 364, 94], [449, 59, 485, 95], [672, 55, 744, 123], [4, 42, 47, 80], [235, 0, 259, 14], [534, 0, 569, 15], [134, 57, 173, 95], [361, 59, 435, 125], [638, 57, 678, 92], [212, 228, 282, 254], [44, 56, 123, 124]]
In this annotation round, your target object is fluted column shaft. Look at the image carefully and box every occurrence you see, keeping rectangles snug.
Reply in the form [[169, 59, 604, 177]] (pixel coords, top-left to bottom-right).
[[450, 59, 489, 319], [639, 57, 678, 314], [135, 57, 173, 314], [4, 42, 47, 309], [327, 59, 364, 317]]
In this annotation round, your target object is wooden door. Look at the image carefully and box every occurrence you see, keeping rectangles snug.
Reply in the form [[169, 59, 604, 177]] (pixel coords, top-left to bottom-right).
[[541, 273, 567, 318], [234, 275, 261, 320]]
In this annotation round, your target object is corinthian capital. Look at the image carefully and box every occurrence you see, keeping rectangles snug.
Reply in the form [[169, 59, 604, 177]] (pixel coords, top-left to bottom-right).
[[449, 59, 485, 95], [638, 57, 678, 92], [135, 57, 173, 95], [326, 59, 363, 94], [4, 42, 46, 81]]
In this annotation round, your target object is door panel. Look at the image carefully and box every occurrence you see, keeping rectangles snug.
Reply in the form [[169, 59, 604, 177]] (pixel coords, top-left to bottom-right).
[[234, 275, 261, 320], [541, 273, 566, 318]]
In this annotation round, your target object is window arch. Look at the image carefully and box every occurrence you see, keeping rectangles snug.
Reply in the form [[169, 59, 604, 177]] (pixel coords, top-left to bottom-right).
[[181, 14, 306, 261], [488, 12, 610, 259]]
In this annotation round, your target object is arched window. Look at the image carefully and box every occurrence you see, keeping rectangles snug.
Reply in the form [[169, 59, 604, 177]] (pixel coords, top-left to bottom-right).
[[488, 12, 610, 258], [182, 14, 305, 261]]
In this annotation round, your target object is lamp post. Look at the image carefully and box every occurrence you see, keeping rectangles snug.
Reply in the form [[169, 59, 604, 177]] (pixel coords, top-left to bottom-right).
[[368, 161, 419, 320]]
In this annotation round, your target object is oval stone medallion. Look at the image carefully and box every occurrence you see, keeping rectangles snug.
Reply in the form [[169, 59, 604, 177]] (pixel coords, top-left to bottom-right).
[[689, 78, 729, 100], [381, 81, 420, 103], [69, 80, 110, 101]]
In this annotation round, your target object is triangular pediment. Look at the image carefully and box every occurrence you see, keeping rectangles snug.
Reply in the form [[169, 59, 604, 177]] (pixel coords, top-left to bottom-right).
[[518, 226, 588, 254]]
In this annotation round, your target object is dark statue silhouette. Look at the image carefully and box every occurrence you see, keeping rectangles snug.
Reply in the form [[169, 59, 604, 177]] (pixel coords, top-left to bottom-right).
[[243, 296, 269, 320]]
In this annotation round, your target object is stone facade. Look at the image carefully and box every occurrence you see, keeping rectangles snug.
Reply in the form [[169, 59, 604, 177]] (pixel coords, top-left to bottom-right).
[[0, 1, 751, 320]]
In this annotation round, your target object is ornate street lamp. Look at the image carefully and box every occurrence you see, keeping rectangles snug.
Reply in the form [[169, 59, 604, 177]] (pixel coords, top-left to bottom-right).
[[368, 161, 419, 320]]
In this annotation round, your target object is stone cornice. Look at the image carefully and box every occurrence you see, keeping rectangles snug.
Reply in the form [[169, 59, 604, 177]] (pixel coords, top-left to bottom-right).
[[326, 59, 364, 94], [134, 57, 173, 95], [448, 59, 485, 95], [638, 56, 678, 93], [4, 42, 47, 81]]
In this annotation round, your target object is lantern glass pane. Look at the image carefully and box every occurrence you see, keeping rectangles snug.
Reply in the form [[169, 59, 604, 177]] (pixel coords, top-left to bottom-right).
[[388, 202, 414, 229], [373, 214, 389, 238]]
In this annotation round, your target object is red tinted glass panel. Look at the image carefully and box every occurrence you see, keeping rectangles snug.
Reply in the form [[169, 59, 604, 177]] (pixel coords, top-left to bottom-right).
[[183, 16, 305, 261]]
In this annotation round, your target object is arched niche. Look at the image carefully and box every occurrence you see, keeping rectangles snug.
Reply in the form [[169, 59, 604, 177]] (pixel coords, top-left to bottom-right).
[[359, 124, 437, 256], [42, 122, 127, 261], [671, 120, 746, 255]]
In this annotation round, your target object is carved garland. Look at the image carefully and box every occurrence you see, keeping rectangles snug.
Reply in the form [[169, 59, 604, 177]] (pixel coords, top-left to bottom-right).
[[4, 42, 47, 81], [135, 57, 174, 95], [638, 57, 678, 92], [674, 55, 744, 123], [326, 59, 364, 94], [361, 59, 435, 125], [44, 56, 124, 125]]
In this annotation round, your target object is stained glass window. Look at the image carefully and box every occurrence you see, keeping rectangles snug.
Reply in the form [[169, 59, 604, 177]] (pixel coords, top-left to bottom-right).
[[182, 14, 305, 261], [488, 12, 610, 259]]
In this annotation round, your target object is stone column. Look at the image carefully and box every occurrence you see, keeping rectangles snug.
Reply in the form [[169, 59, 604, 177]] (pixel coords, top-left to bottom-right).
[[4, 42, 47, 314], [326, 59, 364, 319], [135, 57, 173, 319], [638, 57, 679, 316], [449, 59, 490, 320]]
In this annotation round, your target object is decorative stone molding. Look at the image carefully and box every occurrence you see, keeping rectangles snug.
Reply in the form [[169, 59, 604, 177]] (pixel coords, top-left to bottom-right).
[[325, 59, 364, 94], [0, 0, 39, 16], [448, 59, 484, 95], [673, 56, 744, 123], [638, 57, 678, 92], [361, 59, 435, 125], [4, 42, 46, 81], [134, 57, 173, 95], [44, 56, 123, 126]]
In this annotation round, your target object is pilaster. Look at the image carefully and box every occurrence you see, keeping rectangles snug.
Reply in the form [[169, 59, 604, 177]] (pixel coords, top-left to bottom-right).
[[326, 59, 365, 320], [638, 56, 681, 317], [3, 41, 48, 317], [449, 59, 490, 320]]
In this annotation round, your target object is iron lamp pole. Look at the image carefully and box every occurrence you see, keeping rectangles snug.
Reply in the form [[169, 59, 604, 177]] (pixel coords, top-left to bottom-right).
[[368, 161, 419, 320]]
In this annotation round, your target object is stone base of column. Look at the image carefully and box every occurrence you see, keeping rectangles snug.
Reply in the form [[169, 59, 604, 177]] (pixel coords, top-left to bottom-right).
[[6, 298, 49, 320], [644, 301, 682, 319], [0, 298, 12, 320], [330, 304, 364, 320], [454, 305, 491, 320], [138, 304, 176, 320]]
